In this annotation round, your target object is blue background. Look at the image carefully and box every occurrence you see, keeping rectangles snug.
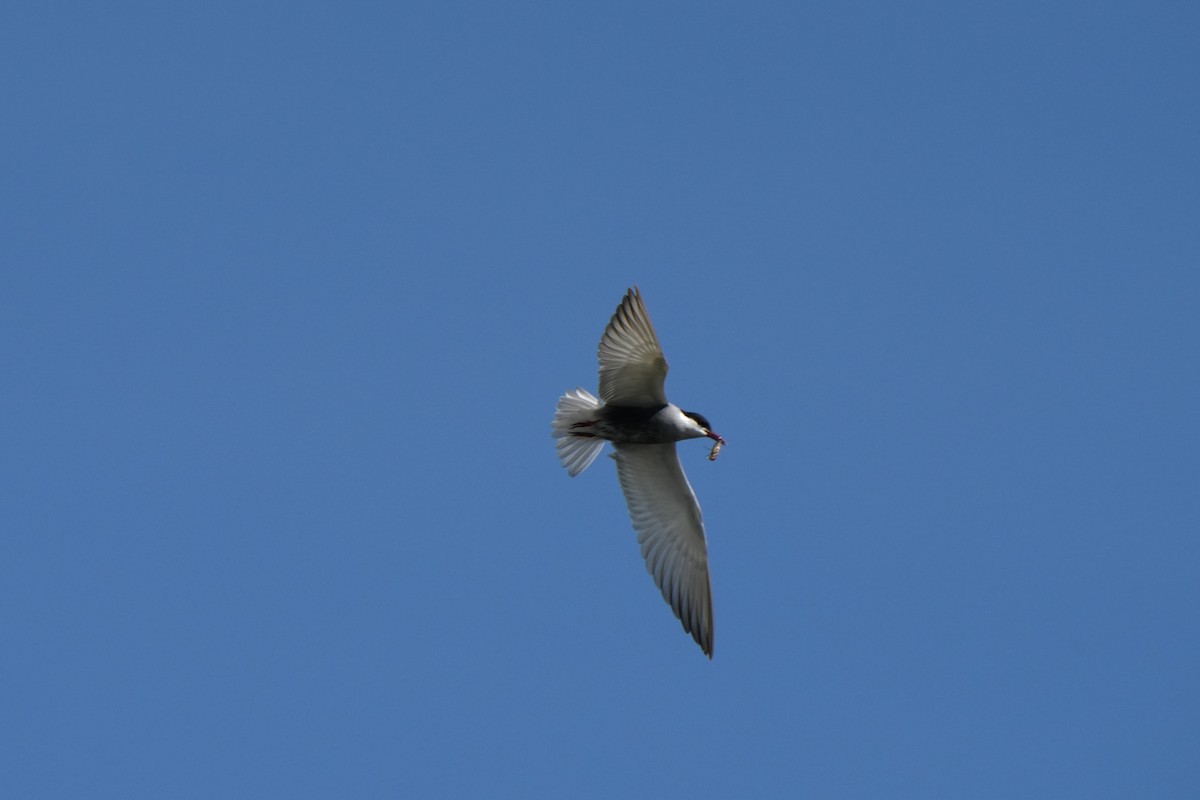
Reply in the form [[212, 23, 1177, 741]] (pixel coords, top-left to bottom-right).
[[3, 2, 1197, 796]]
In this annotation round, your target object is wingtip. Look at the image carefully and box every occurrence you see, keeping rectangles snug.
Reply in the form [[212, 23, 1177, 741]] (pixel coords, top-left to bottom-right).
[[696, 624, 714, 659]]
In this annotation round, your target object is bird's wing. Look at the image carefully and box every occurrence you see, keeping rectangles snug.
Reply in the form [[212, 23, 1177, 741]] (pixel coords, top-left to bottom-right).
[[612, 442, 713, 657], [597, 287, 668, 407]]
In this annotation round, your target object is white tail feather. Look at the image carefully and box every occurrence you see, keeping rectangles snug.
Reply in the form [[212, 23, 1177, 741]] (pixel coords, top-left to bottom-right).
[[552, 388, 605, 476]]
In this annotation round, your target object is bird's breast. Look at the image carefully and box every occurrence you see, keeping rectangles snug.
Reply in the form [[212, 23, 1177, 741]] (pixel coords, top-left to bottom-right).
[[597, 404, 682, 444]]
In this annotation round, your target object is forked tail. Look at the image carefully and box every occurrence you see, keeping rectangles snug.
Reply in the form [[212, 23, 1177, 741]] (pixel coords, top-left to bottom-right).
[[551, 388, 605, 477]]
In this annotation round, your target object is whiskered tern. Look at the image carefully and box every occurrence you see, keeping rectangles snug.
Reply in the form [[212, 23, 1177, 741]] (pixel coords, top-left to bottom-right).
[[552, 287, 725, 657]]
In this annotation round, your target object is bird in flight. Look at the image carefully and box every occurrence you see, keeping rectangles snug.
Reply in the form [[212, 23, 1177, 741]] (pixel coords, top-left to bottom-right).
[[552, 286, 725, 657]]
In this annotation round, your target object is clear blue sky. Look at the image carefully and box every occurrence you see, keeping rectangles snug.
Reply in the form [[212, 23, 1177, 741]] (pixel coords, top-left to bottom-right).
[[3, 2, 1197, 797]]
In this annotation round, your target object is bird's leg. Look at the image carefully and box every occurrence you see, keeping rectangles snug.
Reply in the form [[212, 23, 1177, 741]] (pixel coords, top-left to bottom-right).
[[569, 420, 599, 438]]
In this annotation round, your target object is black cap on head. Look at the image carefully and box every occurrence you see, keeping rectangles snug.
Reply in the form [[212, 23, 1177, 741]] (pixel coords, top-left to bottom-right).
[[682, 411, 713, 431]]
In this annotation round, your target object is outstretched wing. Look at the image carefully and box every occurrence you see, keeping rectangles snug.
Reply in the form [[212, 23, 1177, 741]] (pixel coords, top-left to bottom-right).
[[597, 287, 668, 408], [611, 442, 713, 657]]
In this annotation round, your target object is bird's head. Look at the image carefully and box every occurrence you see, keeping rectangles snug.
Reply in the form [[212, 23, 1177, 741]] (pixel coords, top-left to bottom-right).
[[682, 411, 725, 446]]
